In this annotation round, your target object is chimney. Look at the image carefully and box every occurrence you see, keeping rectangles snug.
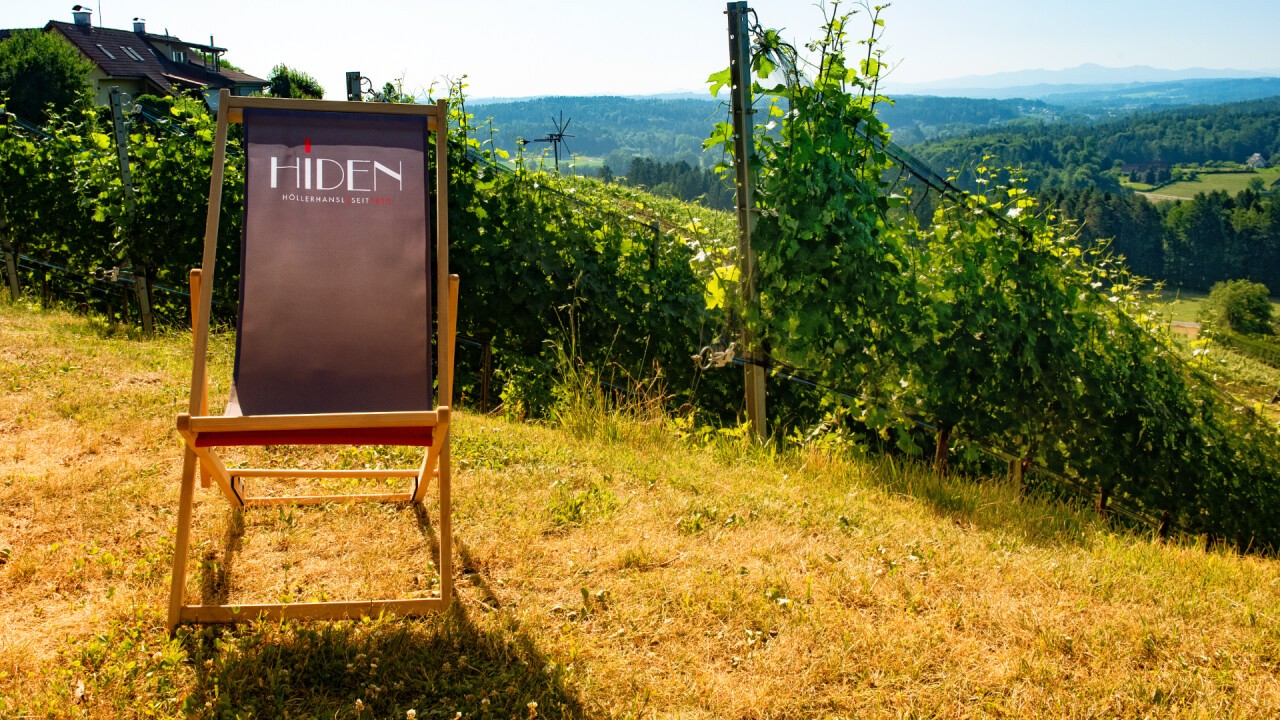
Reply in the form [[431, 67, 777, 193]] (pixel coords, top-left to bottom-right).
[[71, 5, 92, 26], [133, 17, 146, 33]]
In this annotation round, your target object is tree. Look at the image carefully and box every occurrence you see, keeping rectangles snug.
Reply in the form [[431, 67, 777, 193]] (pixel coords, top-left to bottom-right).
[[267, 64, 324, 99], [1164, 191, 1234, 288], [369, 77, 416, 104], [617, 156, 734, 210], [1201, 279, 1275, 335], [0, 29, 92, 124]]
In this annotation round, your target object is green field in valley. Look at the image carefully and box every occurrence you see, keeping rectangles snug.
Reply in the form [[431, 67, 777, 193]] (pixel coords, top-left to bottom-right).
[[1128, 166, 1280, 201], [1156, 287, 1280, 323]]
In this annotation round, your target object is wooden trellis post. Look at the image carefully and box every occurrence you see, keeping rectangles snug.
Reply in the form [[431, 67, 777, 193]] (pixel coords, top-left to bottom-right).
[[0, 115, 12, 302], [727, 1, 766, 439], [1, 200, 18, 302], [109, 87, 154, 336]]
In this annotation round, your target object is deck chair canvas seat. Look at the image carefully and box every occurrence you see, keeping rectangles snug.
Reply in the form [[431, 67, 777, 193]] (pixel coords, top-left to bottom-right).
[[168, 91, 456, 631]]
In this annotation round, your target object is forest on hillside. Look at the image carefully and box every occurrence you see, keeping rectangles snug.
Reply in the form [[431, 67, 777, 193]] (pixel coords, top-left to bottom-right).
[[903, 97, 1280, 291], [475, 94, 1280, 294], [584, 92, 1280, 293], [911, 97, 1280, 192], [468, 96, 723, 169], [468, 94, 1061, 170], [1039, 186, 1280, 291]]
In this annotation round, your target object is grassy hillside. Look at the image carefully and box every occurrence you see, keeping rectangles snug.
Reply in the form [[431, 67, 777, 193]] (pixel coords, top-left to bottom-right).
[[2, 301, 1280, 718]]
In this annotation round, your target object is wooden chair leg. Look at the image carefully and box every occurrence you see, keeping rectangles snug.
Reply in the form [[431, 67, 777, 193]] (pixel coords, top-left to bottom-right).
[[411, 409, 448, 504], [438, 437, 452, 605], [446, 275, 459, 408], [188, 269, 212, 489], [167, 448, 199, 633], [412, 441, 442, 503]]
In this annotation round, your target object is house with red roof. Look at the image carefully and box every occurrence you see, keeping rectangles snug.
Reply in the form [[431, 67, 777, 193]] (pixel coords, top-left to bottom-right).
[[3, 7, 267, 107]]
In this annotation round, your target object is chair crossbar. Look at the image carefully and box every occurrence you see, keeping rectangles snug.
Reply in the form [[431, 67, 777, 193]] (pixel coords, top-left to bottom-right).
[[231, 469, 423, 479], [182, 410, 443, 434], [242, 493, 416, 507], [180, 598, 444, 624]]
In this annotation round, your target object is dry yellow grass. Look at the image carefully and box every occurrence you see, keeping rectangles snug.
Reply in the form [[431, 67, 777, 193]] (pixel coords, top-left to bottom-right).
[[2, 300, 1279, 718]]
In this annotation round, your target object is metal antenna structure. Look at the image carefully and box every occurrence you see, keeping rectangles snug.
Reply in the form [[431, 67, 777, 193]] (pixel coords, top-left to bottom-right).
[[520, 111, 574, 173]]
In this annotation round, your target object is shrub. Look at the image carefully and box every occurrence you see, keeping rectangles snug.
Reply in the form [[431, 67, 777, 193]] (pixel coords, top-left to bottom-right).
[[1201, 279, 1275, 335]]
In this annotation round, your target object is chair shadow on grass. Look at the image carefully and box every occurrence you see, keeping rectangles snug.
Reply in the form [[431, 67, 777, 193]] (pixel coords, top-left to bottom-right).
[[199, 508, 244, 606], [181, 502, 589, 719]]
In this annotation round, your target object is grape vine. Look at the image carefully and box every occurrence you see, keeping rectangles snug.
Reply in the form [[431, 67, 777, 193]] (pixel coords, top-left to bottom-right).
[[0, 87, 725, 413], [706, 3, 1280, 550]]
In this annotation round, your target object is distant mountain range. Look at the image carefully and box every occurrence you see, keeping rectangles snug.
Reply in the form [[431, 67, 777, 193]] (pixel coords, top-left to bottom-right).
[[884, 78, 1280, 115], [471, 65, 1280, 106], [888, 63, 1280, 97], [470, 90, 709, 105], [1025, 77, 1280, 110]]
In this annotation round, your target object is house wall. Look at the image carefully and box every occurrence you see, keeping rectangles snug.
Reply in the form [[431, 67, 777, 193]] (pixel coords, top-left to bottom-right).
[[89, 72, 147, 105]]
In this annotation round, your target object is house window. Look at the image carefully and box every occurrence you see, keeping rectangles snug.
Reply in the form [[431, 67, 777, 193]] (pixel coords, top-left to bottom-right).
[[95, 44, 117, 60], [172, 50, 186, 63], [122, 46, 145, 62]]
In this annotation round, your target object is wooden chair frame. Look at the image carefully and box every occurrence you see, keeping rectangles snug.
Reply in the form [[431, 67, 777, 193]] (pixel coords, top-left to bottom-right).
[[168, 91, 455, 631]]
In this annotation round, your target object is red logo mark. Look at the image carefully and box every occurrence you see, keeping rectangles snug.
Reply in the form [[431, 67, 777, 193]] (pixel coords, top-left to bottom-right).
[[304, 138, 311, 153]]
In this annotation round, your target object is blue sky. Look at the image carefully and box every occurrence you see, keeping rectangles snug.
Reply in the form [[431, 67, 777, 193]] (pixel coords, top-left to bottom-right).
[[9, 1, 1280, 99]]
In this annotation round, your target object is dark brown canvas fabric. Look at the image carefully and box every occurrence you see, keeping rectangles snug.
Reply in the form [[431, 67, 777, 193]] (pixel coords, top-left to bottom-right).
[[233, 108, 432, 416]]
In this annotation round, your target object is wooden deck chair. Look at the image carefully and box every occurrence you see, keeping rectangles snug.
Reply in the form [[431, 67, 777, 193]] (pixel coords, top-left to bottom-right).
[[168, 90, 456, 631]]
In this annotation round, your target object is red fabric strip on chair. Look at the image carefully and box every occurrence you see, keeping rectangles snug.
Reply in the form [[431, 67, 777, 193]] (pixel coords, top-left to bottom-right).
[[194, 427, 434, 447]]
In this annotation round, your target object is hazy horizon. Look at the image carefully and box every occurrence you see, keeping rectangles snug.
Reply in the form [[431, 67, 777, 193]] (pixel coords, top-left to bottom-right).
[[8, 0, 1280, 100]]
